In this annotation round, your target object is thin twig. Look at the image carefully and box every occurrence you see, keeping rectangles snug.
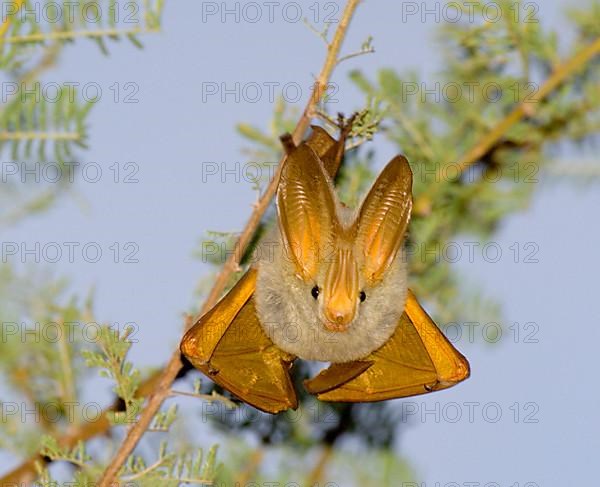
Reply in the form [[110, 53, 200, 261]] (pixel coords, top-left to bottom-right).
[[95, 2, 362, 486], [336, 46, 375, 65], [303, 18, 330, 45], [169, 389, 236, 408], [0, 132, 80, 141], [0, 26, 159, 45]]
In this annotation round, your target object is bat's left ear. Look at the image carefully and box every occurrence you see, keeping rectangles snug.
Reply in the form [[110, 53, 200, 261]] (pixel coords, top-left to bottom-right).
[[277, 144, 339, 282], [355, 156, 413, 284]]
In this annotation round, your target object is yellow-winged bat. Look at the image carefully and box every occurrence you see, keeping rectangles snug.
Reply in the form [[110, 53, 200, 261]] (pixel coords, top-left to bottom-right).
[[181, 123, 470, 414]]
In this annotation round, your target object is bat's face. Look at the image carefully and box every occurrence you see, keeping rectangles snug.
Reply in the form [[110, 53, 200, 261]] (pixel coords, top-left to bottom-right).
[[255, 146, 413, 363], [316, 234, 363, 333]]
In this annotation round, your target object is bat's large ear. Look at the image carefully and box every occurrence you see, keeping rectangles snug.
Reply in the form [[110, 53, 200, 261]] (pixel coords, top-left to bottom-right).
[[355, 155, 413, 284], [277, 144, 338, 282]]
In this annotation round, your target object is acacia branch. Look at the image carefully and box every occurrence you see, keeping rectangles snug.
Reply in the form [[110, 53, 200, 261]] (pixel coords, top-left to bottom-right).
[[435, 37, 600, 191], [414, 36, 600, 213], [453, 36, 600, 177], [95, 1, 362, 485]]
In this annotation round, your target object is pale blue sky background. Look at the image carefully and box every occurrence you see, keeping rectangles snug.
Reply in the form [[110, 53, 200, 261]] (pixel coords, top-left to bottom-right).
[[3, 0, 599, 484]]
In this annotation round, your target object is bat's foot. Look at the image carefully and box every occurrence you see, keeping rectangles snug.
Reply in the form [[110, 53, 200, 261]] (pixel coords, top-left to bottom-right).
[[279, 133, 296, 155]]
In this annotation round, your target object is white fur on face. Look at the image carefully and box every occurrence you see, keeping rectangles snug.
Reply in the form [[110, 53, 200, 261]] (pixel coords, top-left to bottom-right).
[[254, 222, 408, 363]]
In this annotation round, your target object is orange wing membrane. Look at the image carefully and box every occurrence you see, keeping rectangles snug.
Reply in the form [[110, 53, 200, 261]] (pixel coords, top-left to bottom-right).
[[304, 290, 470, 402], [181, 269, 298, 414]]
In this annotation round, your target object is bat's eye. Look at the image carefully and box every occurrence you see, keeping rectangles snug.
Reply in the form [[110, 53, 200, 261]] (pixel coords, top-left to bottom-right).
[[311, 285, 320, 299], [359, 291, 366, 302]]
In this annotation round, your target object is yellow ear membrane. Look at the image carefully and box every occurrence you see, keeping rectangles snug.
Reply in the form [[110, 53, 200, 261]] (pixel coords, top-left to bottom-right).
[[277, 143, 339, 281], [356, 155, 413, 283]]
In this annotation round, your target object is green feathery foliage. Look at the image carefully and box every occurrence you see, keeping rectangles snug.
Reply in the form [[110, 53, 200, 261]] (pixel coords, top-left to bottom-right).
[[36, 326, 220, 484], [1, 0, 599, 485], [0, 0, 165, 226]]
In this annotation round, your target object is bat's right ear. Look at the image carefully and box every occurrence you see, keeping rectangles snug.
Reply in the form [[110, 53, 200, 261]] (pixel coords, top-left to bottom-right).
[[277, 144, 338, 282], [355, 155, 413, 284]]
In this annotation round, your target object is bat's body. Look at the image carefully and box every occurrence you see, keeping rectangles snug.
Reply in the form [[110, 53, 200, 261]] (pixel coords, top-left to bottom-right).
[[181, 123, 470, 414], [255, 208, 408, 363]]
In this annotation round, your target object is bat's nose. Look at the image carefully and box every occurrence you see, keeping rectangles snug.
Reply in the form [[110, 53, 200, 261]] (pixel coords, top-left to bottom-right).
[[324, 306, 353, 332], [322, 246, 358, 332]]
